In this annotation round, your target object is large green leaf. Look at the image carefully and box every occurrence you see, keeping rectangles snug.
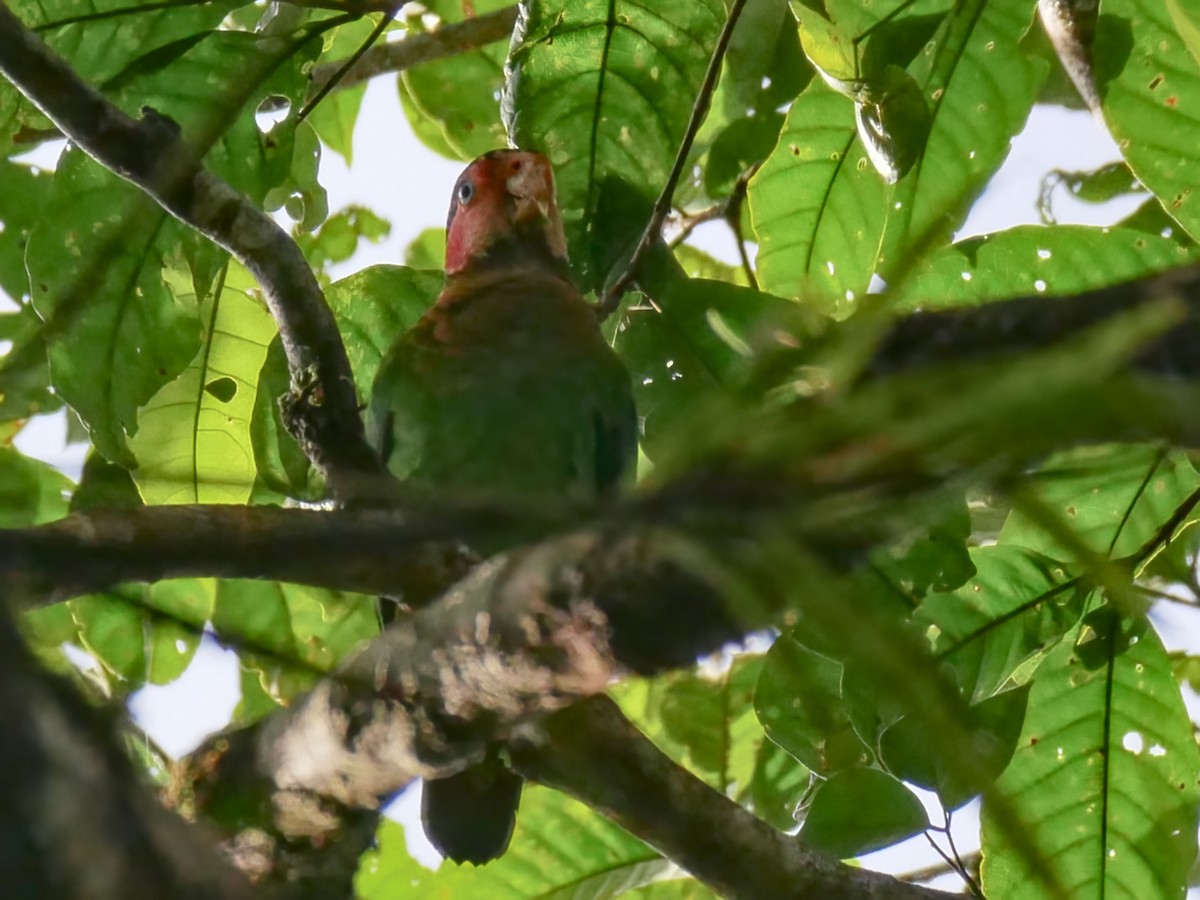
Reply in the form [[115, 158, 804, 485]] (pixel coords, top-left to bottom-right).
[[747, 80, 876, 314], [613, 655, 809, 829], [750, 0, 1044, 313], [799, 768, 929, 858], [399, 0, 511, 161], [1098, 0, 1200, 241], [211, 580, 378, 678], [357, 787, 667, 899], [981, 609, 1200, 900], [917, 545, 1083, 701], [26, 151, 204, 466], [0, 445, 71, 527], [999, 445, 1200, 561], [0, 0, 238, 153], [25, 31, 317, 464], [894, 223, 1199, 309], [506, 0, 727, 288], [129, 262, 276, 505], [753, 633, 872, 775], [876, 0, 1046, 281]]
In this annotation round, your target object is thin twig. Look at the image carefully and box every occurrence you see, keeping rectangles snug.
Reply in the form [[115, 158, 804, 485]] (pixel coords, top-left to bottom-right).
[[667, 202, 725, 248], [597, 0, 751, 318], [298, 7, 398, 122], [726, 163, 759, 290]]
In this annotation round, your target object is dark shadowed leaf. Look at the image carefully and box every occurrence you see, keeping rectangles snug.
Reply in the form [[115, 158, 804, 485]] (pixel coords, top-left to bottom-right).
[[799, 768, 928, 858]]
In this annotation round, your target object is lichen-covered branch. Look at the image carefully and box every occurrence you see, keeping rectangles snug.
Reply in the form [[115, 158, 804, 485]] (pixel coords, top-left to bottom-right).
[[0, 5, 384, 500]]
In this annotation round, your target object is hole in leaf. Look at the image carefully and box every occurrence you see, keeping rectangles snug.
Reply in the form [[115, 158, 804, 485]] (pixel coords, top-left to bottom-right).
[[204, 377, 237, 403]]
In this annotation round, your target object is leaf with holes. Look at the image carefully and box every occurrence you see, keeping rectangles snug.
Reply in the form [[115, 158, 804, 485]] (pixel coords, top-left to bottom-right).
[[129, 262, 275, 505], [751, 0, 1045, 312], [999, 445, 1200, 561], [893, 224, 1199, 309], [917, 545, 1084, 701], [506, 0, 726, 290], [981, 608, 1200, 900], [1098, 0, 1200, 240]]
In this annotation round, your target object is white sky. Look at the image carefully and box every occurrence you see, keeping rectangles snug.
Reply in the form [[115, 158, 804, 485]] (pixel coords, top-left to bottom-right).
[[6, 70, 1200, 891]]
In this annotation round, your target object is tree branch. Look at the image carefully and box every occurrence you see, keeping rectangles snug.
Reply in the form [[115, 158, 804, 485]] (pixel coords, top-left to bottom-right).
[[0, 5, 385, 501], [306, 5, 519, 97], [513, 697, 958, 900], [0, 598, 254, 900], [0, 503, 551, 606]]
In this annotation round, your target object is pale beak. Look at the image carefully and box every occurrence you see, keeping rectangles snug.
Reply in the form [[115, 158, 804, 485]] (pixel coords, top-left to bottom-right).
[[507, 159, 554, 223]]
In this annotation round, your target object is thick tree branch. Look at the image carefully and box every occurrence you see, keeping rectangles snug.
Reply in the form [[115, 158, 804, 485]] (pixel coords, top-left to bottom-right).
[[513, 697, 957, 900], [307, 5, 519, 96], [0, 5, 385, 501], [0, 503, 553, 606], [0, 599, 253, 900]]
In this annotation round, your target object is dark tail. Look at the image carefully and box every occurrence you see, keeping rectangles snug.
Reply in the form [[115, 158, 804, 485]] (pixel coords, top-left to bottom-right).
[[421, 755, 523, 865]]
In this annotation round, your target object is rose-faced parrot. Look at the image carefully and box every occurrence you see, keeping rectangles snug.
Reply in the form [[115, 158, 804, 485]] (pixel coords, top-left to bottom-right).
[[367, 149, 638, 864]]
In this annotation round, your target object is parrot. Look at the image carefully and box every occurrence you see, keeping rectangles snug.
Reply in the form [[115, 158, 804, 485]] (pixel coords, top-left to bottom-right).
[[366, 149, 638, 864]]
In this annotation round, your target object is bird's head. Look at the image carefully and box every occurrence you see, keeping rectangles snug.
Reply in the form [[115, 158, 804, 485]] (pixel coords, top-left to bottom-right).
[[443, 150, 569, 276]]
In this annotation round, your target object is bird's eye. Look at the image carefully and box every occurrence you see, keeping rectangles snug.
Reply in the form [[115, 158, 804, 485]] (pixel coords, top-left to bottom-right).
[[457, 181, 475, 205]]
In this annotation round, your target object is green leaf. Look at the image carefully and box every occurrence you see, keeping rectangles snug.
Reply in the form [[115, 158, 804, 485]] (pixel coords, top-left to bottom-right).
[[129, 262, 276, 505], [752, 0, 1044, 312], [747, 79, 872, 314], [917, 546, 1083, 701], [357, 787, 667, 899], [880, 684, 1030, 808], [404, 227, 446, 270], [876, 0, 1046, 281], [754, 633, 872, 775], [26, 151, 203, 466], [1, 0, 238, 153], [672, 245, 748, 286], [613, 303, 721, 461], [507, 0, 727, 288], [613, 655, 808, 822], [212, 580, 378, 677], [397, 1, 511, 161], [298, 206, 392, 275], [1167, 0, 1200, 68], [799, 768, 929, 858], [249, 337, 319, 502], [0, 305, 60, 422], [326, 265, 442, 397], [67, 579, 213, 692], [999, 445, 1200, 561], [894, 224, 1199, 309], [0, 160, 50, 300], [26, 30, 317, 464], [1098, 0, 1200, 240], [0, 445, 71, 527], [981, 610, 1200, 900]]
